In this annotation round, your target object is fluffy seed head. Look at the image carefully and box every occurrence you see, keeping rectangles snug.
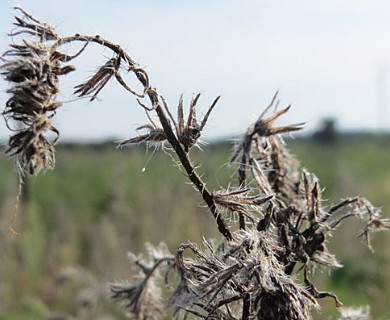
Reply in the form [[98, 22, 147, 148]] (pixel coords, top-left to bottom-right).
[[2, 14, 75, 175]]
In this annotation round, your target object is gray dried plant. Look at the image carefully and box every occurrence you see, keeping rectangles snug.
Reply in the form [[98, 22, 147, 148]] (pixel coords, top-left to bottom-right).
[[2, 8, 390, 320]]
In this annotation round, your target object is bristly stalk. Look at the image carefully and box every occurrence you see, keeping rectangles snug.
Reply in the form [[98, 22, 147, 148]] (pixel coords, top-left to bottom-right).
[[2, 9, 232, 240]]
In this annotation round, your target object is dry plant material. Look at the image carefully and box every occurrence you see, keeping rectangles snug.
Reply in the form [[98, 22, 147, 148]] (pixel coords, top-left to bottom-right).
[[1, 8, 75, 174], [174, 93, 219, 152], [2, 8, 389, 320], [2, 6, 232, 240]]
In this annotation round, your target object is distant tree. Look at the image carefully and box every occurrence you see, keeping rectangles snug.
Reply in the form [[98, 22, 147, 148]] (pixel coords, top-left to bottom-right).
[[313, 117, 338, 143]]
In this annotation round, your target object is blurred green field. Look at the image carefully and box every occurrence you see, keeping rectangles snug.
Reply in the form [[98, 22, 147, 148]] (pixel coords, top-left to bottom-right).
[[0, 136, 390, 319]]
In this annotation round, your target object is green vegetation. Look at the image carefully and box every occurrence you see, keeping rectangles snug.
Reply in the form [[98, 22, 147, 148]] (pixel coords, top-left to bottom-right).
[[0, 136, 390, 318]]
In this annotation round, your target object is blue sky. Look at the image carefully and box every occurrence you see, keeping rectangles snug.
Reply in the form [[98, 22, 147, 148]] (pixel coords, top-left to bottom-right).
[[1, 0, 390, 142]]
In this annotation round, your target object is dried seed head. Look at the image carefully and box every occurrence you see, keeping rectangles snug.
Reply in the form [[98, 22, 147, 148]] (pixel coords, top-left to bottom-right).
[[111, 281, 162, 320], [176, 94, 219, 151], [2, 11, 75, 175], [231, 93, 303, 190], [111, 243, 173, 319], [74, 56, 120, 101], [7, 127, 56, 175], [11, 7, 59, 41]]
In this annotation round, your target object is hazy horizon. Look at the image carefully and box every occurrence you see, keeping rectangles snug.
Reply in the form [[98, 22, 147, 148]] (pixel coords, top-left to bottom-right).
[[1, 1, 390, 142]]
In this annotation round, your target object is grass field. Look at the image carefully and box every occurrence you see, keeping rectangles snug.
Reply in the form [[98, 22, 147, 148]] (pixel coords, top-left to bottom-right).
[[0, 135, 390, 319]]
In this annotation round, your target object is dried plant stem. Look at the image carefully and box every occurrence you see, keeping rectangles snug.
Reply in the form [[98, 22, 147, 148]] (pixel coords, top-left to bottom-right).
[[155, 103, 233, 240], [242, 294, 251, 319], [54, 35, 233, 241]]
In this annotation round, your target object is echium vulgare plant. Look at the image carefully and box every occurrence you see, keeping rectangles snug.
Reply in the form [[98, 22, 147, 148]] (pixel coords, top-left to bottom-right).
[[2, 8, 390, 320]]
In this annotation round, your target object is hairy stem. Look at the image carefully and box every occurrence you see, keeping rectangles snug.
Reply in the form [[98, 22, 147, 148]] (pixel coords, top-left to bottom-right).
[[154, 103, 232, 240], [54, 35, 233, 240]]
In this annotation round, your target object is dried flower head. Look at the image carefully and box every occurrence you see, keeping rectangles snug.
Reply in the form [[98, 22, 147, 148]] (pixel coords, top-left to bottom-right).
[[174, 94, 219, 152], [2, 9, 75, 175], [111, 243, 174, 319], [231, 92, 303, 189], [111, 281, 162, 320], [74, 56, 120, 101]]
